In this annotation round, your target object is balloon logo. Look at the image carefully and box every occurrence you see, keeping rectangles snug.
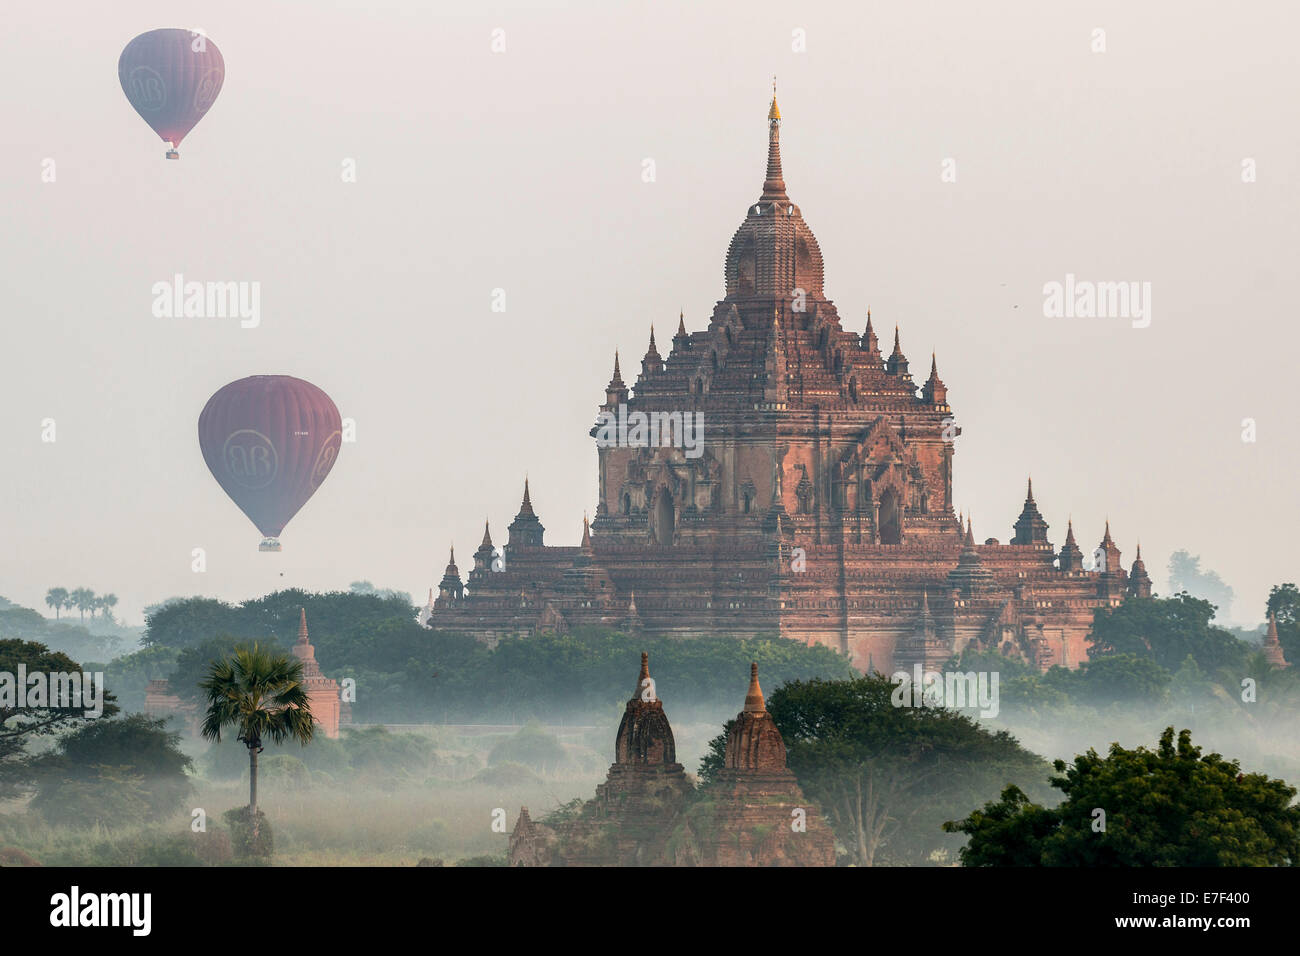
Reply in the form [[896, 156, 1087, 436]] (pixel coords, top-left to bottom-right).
[[199, 376, 342, 552], [118, 28, 224, 159]]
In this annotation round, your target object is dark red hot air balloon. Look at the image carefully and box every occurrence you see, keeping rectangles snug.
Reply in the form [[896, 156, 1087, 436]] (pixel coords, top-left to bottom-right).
[[118, 28, 224, 159], [198, 376, 343, 551]]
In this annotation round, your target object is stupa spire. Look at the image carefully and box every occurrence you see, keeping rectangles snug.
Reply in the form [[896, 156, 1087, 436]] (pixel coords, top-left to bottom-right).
[[743, 662, 766, 714], [761, 83, 788, 202]]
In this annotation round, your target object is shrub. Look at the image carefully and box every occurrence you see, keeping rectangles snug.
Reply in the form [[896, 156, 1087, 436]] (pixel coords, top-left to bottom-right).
[[223, 806, 273, 860]]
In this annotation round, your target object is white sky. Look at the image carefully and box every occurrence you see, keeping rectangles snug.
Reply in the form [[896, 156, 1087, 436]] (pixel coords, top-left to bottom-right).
[[1, 0, 1296, 627]]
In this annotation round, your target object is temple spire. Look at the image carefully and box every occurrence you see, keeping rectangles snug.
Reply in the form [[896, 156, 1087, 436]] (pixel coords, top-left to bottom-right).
[[641, 326, 663, 376], [480, 519, 492, 549], [633, 650, 651, 699], [887, 325, 910, 378], [297, 607, 309, 644], [508, 477, 545, 548], [677, 311, 686, 337], [743, 662, 766, 714], [1058, 517, 1084, 572], [761, 88, 788, 202], [922, 351, 947, 406], [1012, 475, 1049, 545], [580, 513, 592, 550]]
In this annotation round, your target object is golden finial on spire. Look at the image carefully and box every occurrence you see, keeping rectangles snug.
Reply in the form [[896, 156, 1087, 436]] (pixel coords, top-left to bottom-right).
[[768, 75, 780, 121]]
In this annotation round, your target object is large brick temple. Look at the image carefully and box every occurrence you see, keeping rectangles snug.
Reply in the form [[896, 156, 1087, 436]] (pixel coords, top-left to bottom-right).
[[428, 95, 1152, 674]]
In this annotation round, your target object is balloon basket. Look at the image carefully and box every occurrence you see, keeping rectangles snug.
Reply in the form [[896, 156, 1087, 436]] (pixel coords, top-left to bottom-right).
[[166, 149, 179, 160], [258, 537, 282, 552]]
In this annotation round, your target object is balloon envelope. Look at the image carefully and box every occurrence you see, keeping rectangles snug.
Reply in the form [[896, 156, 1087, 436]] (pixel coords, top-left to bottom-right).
[[118, 28, 224, 154], [198, 376, 342, 550]]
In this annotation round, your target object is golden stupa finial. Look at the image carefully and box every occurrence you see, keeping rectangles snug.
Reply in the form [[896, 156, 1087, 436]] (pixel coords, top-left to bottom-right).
[[768, 75, 780, 121]]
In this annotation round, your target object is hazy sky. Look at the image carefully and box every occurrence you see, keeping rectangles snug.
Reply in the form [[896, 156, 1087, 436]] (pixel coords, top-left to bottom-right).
[[1, 1, 1296, 627]]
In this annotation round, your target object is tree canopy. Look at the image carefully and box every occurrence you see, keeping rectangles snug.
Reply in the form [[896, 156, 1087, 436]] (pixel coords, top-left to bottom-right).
[[944, 727, 1300, 866]]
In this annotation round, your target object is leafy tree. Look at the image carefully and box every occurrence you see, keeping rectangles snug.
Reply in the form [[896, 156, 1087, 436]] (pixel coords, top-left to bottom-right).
[[143, 598, 249, 649], [945, 727, 1300, 866], [1075, 653, 1172, 707], [45, 588, 69, 620], [0, 639, 119, 799], [199, 643, 314, 841], [29, 714, 193, 825], [1088, 594, 1247, 674], [700, 674, 1050, 865]]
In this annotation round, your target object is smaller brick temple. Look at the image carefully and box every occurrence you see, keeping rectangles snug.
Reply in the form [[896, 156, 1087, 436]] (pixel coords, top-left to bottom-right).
[[507, 654, 835, 866], [671, 662, 835, 866], [1262, 611, 1290, 668], [291, 608, 343, 739]]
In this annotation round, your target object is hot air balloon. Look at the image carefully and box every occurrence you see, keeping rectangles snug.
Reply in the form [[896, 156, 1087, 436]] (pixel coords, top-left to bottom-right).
[[198, 376, 342, 551], [118, 28, 224, 159]]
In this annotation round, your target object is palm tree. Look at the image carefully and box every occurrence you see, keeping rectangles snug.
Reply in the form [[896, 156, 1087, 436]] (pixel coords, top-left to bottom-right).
[[61, 594, 75, 618], [70, 588, 95, 623], [45, 588, 69, 619], [101, 594, 119, 622], [199, 643, 314, 840]]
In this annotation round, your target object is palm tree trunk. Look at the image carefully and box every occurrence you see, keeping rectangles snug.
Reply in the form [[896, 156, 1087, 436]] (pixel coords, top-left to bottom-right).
[[249, 746, 259, 840]]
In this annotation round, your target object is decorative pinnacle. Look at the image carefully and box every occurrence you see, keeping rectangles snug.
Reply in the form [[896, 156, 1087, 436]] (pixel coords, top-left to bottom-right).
[[480, 519, 492, 548], [297, 607, 309, 644], [581, 513, 592, 549], [633, 651, 651, 700], [677, 311, 686, 337], [519, 478, 534, 516], [744, 662, 766, 714], [761, 85, 787, 201]]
